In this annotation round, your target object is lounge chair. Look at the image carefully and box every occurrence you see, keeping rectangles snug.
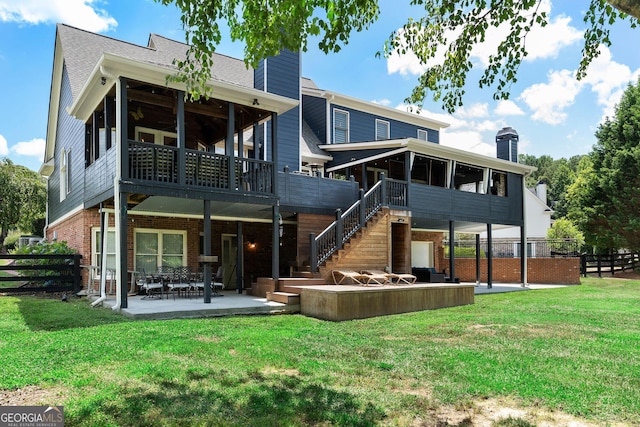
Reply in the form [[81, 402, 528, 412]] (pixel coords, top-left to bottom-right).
[[332, 270, 369, 285], [362, 269, 417, 285]]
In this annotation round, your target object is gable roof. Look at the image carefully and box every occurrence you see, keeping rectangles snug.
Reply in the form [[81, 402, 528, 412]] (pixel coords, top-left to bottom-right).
[[57, 24, 255, 102], [42, 24, 300, 172]]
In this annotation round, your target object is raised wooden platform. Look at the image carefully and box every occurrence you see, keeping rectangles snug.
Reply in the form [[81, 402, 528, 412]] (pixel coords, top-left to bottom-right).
[[298, 283, 474, 321]]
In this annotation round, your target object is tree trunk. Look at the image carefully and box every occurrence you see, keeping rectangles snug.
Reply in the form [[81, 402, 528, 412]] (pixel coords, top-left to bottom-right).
[[608, 0, 640, 19]]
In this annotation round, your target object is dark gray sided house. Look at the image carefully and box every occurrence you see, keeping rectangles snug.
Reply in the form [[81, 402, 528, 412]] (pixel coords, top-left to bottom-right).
[[40, 24, 535, 315]]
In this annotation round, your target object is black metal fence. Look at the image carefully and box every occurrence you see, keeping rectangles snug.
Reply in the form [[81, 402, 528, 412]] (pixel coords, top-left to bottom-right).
[[448, 239, 581, 259], [0, 254, 82, 293], [580, 252, 639, 277]]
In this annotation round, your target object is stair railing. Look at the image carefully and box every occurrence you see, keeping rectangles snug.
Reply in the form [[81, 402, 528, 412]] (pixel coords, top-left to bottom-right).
[[309, 175, 388, 272]]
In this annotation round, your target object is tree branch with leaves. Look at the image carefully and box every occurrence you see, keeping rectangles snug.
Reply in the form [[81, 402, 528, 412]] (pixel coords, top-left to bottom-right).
[[157, 0, 638, 112]]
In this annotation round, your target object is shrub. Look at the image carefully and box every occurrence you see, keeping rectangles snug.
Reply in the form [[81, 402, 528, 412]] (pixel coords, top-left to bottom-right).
[[445, 246, 486, 258], [3, 232, 20, 251], [11, 240, 78, 285]]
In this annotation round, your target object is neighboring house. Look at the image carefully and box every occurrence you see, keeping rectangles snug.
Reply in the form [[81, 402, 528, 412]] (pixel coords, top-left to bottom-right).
[[40, 24, 535, 308], [478, 180, 553, 257]]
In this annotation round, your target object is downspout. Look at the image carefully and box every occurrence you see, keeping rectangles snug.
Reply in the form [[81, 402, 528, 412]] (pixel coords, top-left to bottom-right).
[[325, 93, 334, 145], [100, 65, 122, 310], [91, 208, 109, 307]]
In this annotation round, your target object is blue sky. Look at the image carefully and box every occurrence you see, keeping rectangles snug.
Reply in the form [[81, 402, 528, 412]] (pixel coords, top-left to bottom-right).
[[0, 0, 638, 172]]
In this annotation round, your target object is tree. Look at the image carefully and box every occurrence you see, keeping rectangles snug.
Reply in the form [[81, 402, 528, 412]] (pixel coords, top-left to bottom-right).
[[567, 78, 640, 252], [156, 0, 638, 112], [519, 153, 582, 219], [0, 159, 47, 247], [546, 218, 585, 253]]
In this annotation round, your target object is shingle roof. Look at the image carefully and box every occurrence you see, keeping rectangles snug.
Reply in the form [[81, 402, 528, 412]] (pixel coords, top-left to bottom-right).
[[302, 120, 330, 158], [57, 24, 261, 101]]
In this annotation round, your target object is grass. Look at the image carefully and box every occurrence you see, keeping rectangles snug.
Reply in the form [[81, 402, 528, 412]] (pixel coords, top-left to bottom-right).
[[1, 277, 639, 426], [0, 257, 20, 288]]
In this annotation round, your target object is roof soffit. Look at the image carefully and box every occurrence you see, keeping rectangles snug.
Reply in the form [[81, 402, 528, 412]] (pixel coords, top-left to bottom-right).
[[321, 138, 536, 175], [302, 87, 451, 130], [69, 53, 298, 122]]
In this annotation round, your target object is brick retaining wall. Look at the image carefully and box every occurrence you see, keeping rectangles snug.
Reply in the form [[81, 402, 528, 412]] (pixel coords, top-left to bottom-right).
[[453, 257, 580, 284]]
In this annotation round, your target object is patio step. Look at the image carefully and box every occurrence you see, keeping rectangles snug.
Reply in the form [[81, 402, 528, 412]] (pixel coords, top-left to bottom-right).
[[266, 291, 300, 305], [278, 278, 327, 294]]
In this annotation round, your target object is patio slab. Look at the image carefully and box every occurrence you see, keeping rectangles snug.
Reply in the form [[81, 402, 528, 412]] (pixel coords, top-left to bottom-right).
[[93, 291, 298, 320]]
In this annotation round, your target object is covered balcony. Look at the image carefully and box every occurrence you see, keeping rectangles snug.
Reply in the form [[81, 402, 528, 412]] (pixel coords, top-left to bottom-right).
[[83, 78, 296, 207]]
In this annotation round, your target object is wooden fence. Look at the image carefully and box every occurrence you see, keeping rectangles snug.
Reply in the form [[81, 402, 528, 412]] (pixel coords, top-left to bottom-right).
[[0, 254, 83, 293], [580, 252, 639, 277]]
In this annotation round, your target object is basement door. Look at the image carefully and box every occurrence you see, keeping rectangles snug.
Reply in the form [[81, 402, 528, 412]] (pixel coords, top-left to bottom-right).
[[411, 241, 435, 268], [221, 234, 238, 288]]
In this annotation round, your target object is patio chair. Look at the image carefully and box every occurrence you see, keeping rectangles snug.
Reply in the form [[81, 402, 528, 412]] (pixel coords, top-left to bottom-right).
[[362, 269, 416, 285], [166, 266, 192, 299], [137, 269, 164, 299], [212, 266, 224, 296]]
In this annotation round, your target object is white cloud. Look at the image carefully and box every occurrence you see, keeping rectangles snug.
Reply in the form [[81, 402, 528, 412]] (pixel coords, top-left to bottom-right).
[[403, 105, 502, 157], [386, 48, 427, 77], [454, 103, 489, 119], [387, 0, 582, 75], [494, 100, 525, 116], [12, 138, 45, 159], [582, 45, 640, 120], [519, 69, 583, 125], [371, 98, 392, 107], [0, 0, 117, 32], [517, 45, 640, 125], [440, 130, 496, 157], [0, 134, 8, 156]]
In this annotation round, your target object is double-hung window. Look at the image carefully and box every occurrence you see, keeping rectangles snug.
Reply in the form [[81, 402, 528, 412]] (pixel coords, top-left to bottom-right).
[[417, 129, 428, 141], [375, 119, 390, 141], [135, 229, 186, 272], [92, 228, 116, 270], [333, 109, 349, 143]]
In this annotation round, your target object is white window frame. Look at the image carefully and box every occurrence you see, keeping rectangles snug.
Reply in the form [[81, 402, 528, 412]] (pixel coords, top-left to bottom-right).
[[417, 129, 428, 141], [59, 148, 70, 201], [333, 109, 349, 144], [135, 126, 177, 145], [375, 119, 390, 141], [91, 227, 116, 277], [133, 228, 187, 271]]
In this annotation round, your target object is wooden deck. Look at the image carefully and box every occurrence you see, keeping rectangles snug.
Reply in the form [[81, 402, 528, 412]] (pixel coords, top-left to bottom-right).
[[297, 283, 475, 321]]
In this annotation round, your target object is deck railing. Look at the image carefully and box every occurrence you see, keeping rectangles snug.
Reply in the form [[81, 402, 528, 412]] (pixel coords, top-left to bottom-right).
[[309, 175, 406, 272], [127, 141, 272, 193]]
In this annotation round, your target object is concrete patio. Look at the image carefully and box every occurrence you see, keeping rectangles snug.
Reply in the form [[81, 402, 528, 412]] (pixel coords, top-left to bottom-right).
[[93, 291, 298, 320], [90, 282, 568, 321]]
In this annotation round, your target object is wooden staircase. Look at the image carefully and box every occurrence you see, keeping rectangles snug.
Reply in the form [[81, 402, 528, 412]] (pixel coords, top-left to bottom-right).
[[318, 209, 389, 282], [248, 208, 390, 306]]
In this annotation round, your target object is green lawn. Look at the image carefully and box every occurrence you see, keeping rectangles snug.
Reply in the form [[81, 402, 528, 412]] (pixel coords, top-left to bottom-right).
[[1, 278, 638, 426]]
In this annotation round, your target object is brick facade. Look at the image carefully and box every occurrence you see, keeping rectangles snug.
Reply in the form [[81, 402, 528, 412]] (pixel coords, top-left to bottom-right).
[[46, 209, 294, 292], [453, 257, 580, 284]]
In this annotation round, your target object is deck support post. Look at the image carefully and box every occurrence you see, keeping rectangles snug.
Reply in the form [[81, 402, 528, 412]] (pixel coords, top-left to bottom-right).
[[475, 234, 481, 285], [203, 200, 212, 303], [448, 220, 455, 281], [487, 224, 493, 289], [272, 205, 280, 280], [236, 221, 244, 293], [176, 90, 185, 185], [520, 225, 527, 287]]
